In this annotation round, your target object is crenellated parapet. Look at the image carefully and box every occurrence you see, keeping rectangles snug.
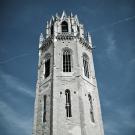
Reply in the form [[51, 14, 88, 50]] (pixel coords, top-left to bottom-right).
[[44, 11, 86, 39]]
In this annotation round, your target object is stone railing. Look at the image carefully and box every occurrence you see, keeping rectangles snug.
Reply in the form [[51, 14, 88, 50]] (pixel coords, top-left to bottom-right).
[[56, 32, 75, 40], [40, 33, 92, 50]]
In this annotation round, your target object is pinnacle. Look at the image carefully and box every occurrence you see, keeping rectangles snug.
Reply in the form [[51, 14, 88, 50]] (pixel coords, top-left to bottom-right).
[[56, 12, 59, 18], [70, 12, 73, 17], [51, 16, 54, 21], [61, 10, 67, 19]]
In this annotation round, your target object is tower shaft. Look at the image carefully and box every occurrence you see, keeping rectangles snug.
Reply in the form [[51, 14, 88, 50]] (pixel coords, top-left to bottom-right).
[[33, 12, 104, 135]]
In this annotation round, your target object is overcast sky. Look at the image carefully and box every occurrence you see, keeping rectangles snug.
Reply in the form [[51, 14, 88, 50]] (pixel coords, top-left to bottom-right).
[[0, 0, 135, 135]]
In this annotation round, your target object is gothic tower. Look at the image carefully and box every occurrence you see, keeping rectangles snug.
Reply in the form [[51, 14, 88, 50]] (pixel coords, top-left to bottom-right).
[[33, 11, 104, 135]]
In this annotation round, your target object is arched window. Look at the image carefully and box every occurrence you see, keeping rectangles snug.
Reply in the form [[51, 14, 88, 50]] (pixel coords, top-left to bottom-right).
[[61, 21, 68, 32], [83, 54, 89, 78], [88, 94, 95, 122], [63, 50, 71, 72], [65, 89, 72, 117], [45, 54, 51, 78]]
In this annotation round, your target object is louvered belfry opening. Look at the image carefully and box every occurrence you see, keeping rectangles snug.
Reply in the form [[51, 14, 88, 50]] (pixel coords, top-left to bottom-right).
[[61, 21, 68, 32], [63, 50, 71, 72]]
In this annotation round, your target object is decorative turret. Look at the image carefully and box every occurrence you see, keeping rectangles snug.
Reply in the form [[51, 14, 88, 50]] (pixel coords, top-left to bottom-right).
[[44, 11, 85, 38]]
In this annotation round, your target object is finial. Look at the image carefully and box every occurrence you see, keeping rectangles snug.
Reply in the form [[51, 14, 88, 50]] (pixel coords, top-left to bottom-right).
[[49, 19, 52, 26], [87, 32, 91, 42], [55, 12, 59, 21], [70, 12, 73, 17], [49, 16, 54, 25], [51, 16, 54, 21], [40, 33, 44, 41], [56, 12, 59, 18], [87, 32, 93, 48], [75, 15, 79, 24], [39, 33, 44, 48], [61, 10, 67, 20], [62, 10, 66, 15]]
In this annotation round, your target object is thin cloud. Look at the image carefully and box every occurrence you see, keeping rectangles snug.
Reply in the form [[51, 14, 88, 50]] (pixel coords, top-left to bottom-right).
[[91, 15, 135, 33], [130, 58, 135, 64], [0, 70, 34, 98], [116, 107, 135, 128], [0, 100, 32, 135], [0, 50, 37, 64], [81, 0, 104, 15], [104, 32, 122, 68], [105, 33, 116, 59], [104, 120, 119, 135], [104, 107, 135, 135], [102, 95, 135, 135], [97, 32, 118, 62]]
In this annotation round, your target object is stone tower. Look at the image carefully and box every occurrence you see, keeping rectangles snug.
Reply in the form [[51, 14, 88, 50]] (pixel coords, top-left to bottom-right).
[[33, 11, 104, 135]]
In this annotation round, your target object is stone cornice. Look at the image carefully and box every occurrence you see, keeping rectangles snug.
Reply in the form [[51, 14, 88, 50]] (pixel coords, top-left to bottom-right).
[[39, 36, 53, 50], [79, 37, 92, 50], [39, 34, 92, 51]]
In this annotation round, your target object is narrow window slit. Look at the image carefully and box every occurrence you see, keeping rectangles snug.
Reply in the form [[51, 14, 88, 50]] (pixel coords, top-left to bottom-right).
[[83, 54, 89, 78], [43, 95, 47, 122], [88, 94, 95, 123], [65, 89, 72, 117], [45, 59, 50, 78]]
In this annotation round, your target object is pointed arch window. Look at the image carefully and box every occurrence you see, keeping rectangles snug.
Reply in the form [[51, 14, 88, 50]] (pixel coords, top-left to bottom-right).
[[88, 94, 95, 123], [83, 54, 89, 78], [45, 54, 51, 78], [65, 89, 72, 117], [63, 50, 71, 72], [61, 21, 68, 32]]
